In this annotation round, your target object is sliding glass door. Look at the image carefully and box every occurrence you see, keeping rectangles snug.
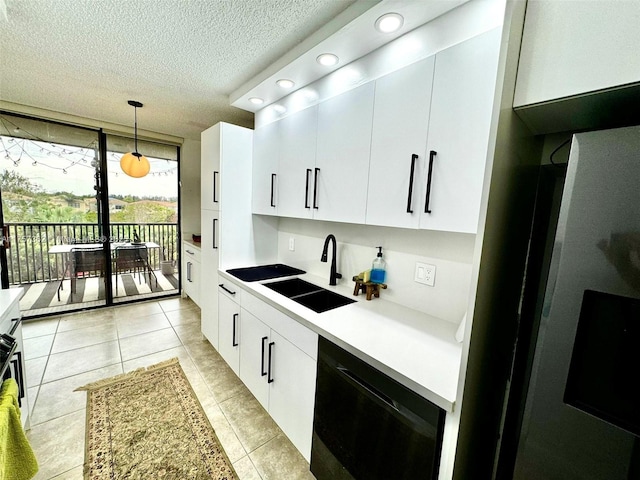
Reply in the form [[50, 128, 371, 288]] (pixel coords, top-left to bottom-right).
[[0, 112, 181, 317], [105, 135, 179, 303], [0, 112, 108, 316]]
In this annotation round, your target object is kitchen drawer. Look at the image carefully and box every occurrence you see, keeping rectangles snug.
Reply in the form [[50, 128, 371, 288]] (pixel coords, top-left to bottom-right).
[[183, 243, 201, 263], [242, 292, 318, 360], [218, 279, 242, 305]]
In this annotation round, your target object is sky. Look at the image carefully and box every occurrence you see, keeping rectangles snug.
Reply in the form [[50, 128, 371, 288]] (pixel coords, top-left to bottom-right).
[[0, 136, 178, 198]]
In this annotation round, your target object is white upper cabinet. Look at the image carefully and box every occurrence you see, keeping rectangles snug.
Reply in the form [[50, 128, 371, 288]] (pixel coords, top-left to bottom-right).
[[277, 106, 318, 220], [201, 125, 221, 212], [366, 57, 435, 229], [419, 29, 501, 234], [314, 82, 375, 224], [252, 121, 280, 216]]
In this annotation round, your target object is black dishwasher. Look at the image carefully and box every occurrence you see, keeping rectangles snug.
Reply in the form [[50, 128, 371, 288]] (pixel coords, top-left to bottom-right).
[[311, 337, 445, 480]]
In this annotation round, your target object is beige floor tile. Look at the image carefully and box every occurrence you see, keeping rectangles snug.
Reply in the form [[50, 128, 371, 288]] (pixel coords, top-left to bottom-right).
[[233, 455, 262, 480], [173, 322, 204, 344], [249, 433, 314, 480], [158, 296, 197, 313], [118, 327, 182, 361], [23, 334, 55, 360], [30, 363, 123, 426], [220, 390, 281, 454], [122, 345, 192, 372], [26, 356, 48, 387], [57, 308, 115, 332], [116, 311, 172, 338], [196, 353, 247, 404], [42, 340, 121, 383], [51, 322, 118, 353], [22, 317, 60, 339], [112, 300, 164, 318], [165, 305, 201, 326], [27, 385, 39, 417], [200, 397, 247, 463], [28, 410, 85, 480]]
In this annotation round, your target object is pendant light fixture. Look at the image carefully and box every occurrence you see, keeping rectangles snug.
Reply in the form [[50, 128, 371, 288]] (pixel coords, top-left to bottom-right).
[[120, 100, 150, 178]]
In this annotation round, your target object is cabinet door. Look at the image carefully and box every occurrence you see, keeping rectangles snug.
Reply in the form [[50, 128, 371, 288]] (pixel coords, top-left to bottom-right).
[[268, 330, 317, 462], [218, 292, 240, 375], [315, 83, 375, 224], [201, 124, 221, 212], [366, 57, 435, 229], [200, 209, 220, 347], [252, 121, 280, 215], [239, 308, 270, 410], [277, 106, 318, 220], [419, 29, 501, 233], [184, 259, 200, 306]]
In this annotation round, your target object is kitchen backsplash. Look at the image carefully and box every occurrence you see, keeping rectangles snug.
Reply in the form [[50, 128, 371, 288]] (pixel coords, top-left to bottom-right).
[[277, 218, 475, 324]]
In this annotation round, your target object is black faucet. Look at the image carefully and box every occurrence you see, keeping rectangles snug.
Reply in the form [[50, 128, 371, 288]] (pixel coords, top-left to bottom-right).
[[321, 234, 342, 286]]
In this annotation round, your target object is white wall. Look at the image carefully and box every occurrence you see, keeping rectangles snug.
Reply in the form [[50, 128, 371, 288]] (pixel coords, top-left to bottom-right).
[[276, 217, 475, 324], [180, 139, 201, 236]]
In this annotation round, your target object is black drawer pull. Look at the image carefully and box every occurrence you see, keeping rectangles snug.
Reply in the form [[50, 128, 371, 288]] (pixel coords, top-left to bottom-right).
[[270, 173, 276, 207], [305, 169, 312, 209], [232, 313, 238, 347], [267, 341, 275, 384], [261, 336, 268, 376], [406, 154, 418, 213], [424, 150, 437, 214], [218, 284, 236, 295], [313, 168, 320, 209], [213, 171, 219, 203]]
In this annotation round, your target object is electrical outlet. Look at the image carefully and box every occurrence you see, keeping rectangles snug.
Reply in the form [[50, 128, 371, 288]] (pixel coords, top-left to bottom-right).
[[414, 262, 436, 286], [288, 237, 295, 251]]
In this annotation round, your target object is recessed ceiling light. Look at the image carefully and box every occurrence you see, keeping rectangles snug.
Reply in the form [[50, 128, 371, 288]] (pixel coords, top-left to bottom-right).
[[276, 79, 295, 89], [249, 97, 264, 105], [375, 13, 404, 33], [316, 53, 339, 67]]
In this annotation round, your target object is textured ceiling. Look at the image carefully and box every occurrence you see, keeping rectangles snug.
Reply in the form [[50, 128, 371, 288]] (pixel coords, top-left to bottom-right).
[[0, 0, 361, 140]]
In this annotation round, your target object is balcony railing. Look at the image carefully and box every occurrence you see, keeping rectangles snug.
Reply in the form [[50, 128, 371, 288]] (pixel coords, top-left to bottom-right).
[[4, 222, 178, 286]]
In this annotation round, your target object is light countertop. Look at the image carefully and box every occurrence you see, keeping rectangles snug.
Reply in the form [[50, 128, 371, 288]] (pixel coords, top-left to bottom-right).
[[218, 269, 462, 412]]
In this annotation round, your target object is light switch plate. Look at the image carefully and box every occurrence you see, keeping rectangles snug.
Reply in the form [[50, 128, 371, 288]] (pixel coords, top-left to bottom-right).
[[288, 237, 295, 251], [414, 262, 436, 286]]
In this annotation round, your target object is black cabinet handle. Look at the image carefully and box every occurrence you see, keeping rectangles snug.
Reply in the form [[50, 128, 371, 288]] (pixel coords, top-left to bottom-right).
[[267, 341, 275, 384], [218, 284, 236, 295], [313, 168, 320, 209], [212, 218, 218, 249], [424, 150, 437, 214], [10, 352, 24, 407], [187, 262, 192, 282], [305, 169, 312, 209], [9, 317, 20, 336], [213, 171, 219, 204], [232, 313, 238, 346], [186, 249, 194, 255], [406, 154, 418, 213], [270, 173, 276, 207], [261, 336, 268, 376]]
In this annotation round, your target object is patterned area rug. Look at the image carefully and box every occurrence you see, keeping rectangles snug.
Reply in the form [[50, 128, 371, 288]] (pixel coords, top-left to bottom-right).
[[75, 358, 237, 479]]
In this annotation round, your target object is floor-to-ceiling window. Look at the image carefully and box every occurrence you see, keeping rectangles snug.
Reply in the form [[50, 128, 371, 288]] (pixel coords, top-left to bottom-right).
[[0, 112, 180, 317]]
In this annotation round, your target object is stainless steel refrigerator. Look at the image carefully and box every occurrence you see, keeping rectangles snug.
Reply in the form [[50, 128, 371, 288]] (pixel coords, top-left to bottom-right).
[[498, 125, 640, 479]]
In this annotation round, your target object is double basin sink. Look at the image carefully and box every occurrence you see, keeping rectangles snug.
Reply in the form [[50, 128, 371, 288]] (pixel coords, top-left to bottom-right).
[[226, 264, 355, 314]]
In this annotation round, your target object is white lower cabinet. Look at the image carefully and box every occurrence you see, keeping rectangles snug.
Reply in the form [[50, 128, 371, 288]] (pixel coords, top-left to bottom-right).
[[235, 291, 318, 462], [182, 242, 201, 307], [218, 285, 241, 375]]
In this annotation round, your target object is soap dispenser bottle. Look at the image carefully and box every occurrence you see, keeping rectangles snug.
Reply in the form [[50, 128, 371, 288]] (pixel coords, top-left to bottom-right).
[[371, 246, 386, 284]]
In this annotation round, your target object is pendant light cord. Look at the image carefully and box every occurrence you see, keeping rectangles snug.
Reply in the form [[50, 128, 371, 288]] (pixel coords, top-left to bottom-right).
[[134, 105, 139, 157]]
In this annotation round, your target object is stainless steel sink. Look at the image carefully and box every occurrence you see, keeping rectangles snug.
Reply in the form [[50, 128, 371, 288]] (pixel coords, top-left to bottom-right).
[[263, 278, 355, 313]]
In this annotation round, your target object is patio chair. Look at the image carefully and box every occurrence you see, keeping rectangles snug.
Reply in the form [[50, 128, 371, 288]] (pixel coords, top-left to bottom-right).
[[70, 247, 105, 301], [114, 245, 157, 295]]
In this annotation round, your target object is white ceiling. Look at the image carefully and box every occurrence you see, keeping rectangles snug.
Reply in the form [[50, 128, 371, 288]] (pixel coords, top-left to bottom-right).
[[0, 0, 373, 141]]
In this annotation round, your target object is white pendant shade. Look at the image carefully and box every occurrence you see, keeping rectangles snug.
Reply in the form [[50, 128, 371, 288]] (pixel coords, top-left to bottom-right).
[[120, 152, 150, 178]]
